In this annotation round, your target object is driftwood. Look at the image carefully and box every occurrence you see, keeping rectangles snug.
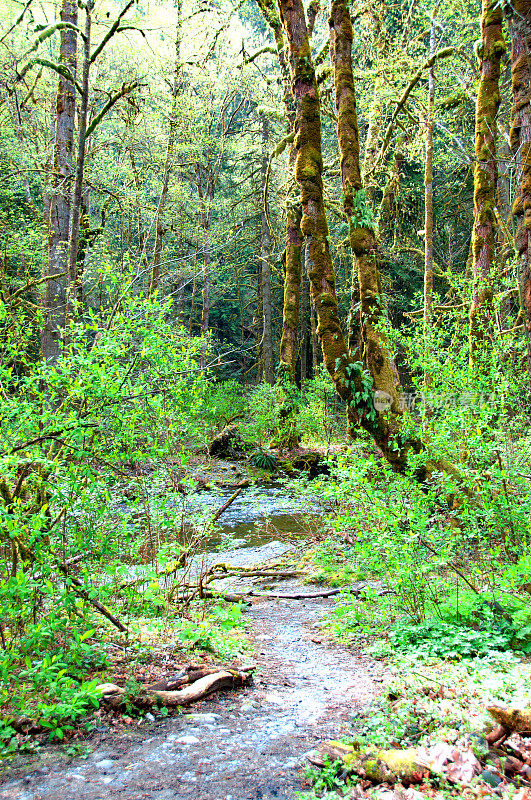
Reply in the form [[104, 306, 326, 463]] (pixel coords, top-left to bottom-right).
[[97, 665, 253, 710]]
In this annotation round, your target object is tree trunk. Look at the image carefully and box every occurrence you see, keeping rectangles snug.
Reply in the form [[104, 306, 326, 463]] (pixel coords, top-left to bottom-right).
[[300, 245, 309, 384], [505, 0, 531, 380], [423, 6, 438, 389], [41, 0, 77, 360], [260, 112, 274, 383], [255, 0, 302, 382], [66, 1, 93, 325], [469, 0, 505, 365], [279, 197, 302, 378], [329, 0, 403, 425], [277, 0, 462, 482], [311, 297, 319, 376], [200, 220, 211, 370], [151, 0, 181, 297]]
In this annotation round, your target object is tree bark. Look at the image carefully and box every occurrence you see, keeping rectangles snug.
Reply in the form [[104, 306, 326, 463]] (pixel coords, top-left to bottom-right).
[[469, 0, 505, 365], [41, 0, 77, 360], [505, 0, 531, 380]]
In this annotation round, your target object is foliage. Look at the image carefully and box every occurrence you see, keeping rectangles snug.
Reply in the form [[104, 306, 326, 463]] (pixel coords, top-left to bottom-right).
[[303, 757, 353, 796], [249, 448, 278, 470]]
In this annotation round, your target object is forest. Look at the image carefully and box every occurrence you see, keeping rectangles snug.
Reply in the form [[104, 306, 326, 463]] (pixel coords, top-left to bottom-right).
[[1, 0, 531, 797]]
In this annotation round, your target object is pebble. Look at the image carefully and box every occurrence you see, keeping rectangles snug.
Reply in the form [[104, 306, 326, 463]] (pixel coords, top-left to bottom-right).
[[184, 713, 219, 724], [264, 693, 284, 704], [95, 759, 117, 772], [145, 712, 156, 722], [176, 735, 200, 745], [480, 769, 503, 787]]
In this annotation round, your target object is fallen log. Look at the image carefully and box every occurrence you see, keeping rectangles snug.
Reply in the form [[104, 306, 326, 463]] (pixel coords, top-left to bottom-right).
[[202, 581, 390, 603], [309, 741, 429, 785], [488, 706, 531, 735], [97, 666, 253, 710]]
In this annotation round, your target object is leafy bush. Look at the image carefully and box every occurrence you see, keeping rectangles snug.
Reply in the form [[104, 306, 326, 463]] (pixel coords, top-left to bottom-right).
[[386, 618, 513, 659]]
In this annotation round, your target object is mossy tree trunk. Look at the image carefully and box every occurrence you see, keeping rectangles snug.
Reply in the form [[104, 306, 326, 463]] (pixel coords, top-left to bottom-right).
[[260, 111, 274, 383], [254, 0, 302, 383], [329, 0, 404, 427], [469, 0, 505, 365], [276, 0, 463, 482], [506, 0, 531, 380]]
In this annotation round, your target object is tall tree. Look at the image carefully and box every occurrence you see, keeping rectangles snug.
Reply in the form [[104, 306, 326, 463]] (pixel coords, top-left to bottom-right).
[[505, 0, 531, 377], [151, 0, 182, 297], [468, 0, 505, 364], [329, 0, 403, 420], [259, 111, 274, 383], [254, 0, 302, 381], [41, 0, 77, 360]]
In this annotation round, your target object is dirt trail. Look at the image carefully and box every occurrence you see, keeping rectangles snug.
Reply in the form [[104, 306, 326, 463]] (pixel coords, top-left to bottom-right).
[[0, 585, 385, 800]]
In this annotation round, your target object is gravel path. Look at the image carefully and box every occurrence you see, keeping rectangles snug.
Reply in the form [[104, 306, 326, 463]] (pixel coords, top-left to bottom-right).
[[0, 582, 385, 800]]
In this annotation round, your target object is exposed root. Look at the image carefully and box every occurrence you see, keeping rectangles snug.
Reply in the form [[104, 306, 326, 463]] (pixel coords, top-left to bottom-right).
[[97, 666, 254, 710]]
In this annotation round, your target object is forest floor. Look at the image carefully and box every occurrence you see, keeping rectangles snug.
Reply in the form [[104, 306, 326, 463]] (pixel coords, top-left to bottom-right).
[[0, 570, 387, 800]]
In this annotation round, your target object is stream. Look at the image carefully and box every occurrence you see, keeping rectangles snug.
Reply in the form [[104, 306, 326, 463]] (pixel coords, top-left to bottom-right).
[[0, 476, 386, 800], [185, 480, 318, 552]]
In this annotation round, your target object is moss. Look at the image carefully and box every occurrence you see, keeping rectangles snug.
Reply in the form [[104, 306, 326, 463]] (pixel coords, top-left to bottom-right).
[[469, 0, 504, 366]]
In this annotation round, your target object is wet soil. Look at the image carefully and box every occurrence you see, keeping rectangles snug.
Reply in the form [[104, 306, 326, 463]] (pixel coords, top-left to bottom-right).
[[0, 586, 386, 800]]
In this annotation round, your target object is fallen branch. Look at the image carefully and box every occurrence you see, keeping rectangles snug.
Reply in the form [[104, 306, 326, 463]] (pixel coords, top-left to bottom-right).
[[97, 666, 253, 709], [211, 487, 243, 523], [59, 564, 127, 632]]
